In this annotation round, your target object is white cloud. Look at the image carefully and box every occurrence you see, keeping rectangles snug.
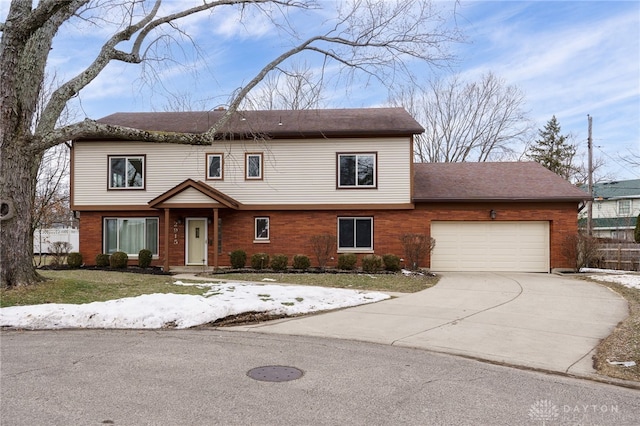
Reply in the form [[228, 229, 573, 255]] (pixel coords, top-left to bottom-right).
[[454, 1, 639, 179]]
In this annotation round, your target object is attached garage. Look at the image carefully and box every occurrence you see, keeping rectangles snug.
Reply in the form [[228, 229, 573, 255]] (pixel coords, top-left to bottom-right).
[[413, 162, 590, 272], [430, 221, 550, 272]]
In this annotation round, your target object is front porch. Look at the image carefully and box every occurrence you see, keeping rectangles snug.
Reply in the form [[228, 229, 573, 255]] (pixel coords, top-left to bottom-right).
[[148, 179, 242, 272]]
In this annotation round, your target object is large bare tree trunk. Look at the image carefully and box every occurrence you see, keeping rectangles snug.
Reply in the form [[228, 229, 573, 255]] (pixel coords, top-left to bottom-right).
[[0, 143, 44, 287]]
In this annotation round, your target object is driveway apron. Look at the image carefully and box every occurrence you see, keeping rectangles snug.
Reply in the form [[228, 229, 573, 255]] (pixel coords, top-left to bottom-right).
[[228, 272, 629, 377]]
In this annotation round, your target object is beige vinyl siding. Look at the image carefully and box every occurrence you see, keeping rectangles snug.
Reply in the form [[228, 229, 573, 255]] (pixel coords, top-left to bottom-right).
[[73, 138, 412, 207], [163, 188, 220, 204]]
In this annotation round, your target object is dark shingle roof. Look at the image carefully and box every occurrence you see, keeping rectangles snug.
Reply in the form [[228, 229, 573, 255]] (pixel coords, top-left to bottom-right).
[[95, 108, 424, 138], [413, 162, 589, 202]]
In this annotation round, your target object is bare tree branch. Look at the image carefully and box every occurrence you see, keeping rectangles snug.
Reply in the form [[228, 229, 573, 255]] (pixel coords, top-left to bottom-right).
[[242, 61, 326, 110]]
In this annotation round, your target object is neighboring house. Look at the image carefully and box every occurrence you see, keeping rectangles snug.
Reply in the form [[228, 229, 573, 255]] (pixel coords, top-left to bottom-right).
[[578, 179, 640, 240], [71, 108, 588, 272]]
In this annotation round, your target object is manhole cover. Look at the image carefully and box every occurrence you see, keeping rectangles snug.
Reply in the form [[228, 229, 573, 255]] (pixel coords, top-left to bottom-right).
[[247, 366, 304, 382]]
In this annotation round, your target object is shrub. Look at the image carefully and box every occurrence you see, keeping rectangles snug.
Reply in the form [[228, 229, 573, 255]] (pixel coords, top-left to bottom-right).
[[50, 241, 72, 266], [230, 250, 247, 269], [95, 253, 110, 267], [310, 234, 336, 268], [400, 233, 436, 270], [67, 252, 83, 268], [361, 254, 382, 273], [110, 251, 128, 269], [270, 254, 288, 271], [138, 249, 153, 269], [561, 232, 601, 271], [337, 253, 357, 270], [292, 254, 311, 270], [382, 254, 401, 272], [251, 253, 270, 270]]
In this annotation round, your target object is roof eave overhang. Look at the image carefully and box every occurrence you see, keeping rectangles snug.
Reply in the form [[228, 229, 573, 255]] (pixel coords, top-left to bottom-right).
[[76, 130, 423, 142], [412, 197, 591, 203]]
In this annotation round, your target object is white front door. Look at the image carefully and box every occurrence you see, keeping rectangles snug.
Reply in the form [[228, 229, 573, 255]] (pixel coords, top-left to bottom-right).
[[186, 218, 207, 265]]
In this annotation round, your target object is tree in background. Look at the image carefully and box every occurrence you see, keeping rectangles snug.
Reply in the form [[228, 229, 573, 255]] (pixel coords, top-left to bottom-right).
[[526, 116, 577, 181], [389, 72, 531, 163], [32, 144, 74, 232], [635, 213, 640, 243], [242, 62, 326, 111], [0, 0, 461, 288], [32, 73, 77, 234]]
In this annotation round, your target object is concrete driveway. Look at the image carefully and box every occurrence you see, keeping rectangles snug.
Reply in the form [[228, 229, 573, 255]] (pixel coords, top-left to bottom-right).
[[228, 272, 629, 378]]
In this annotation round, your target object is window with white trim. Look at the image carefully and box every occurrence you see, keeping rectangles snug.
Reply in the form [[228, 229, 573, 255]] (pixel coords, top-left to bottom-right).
[[246, 153, 263, 180], [338, 217, 373, 250], [618, 199, 631, 216], [338, 153, 376, 188], [255, 217, 269, 241], [206, 153, 223, 180], [104, 217, 158, 256], [109, 156, 144, 189]]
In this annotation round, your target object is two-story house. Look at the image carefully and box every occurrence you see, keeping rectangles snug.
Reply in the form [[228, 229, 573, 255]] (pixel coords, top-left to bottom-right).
[[579, 179, 640, 240], [71, 108, 588, 272]]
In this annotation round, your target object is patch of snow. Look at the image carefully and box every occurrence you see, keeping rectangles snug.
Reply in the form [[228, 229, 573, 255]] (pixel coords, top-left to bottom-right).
[[580, 267, 628, 275], [580, 268, 640, 290], [0, 282, 390, 330]]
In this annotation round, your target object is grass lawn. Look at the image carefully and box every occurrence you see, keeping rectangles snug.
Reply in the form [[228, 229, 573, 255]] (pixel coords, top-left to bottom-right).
[[203, 271, 438, 293], [586, 278, 640, 383], [0, 269, 438, 308], [0, 270, 204, 307]]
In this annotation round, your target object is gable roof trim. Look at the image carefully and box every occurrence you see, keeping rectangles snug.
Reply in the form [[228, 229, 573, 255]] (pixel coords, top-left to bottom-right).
[[148, 179, 241, 209]]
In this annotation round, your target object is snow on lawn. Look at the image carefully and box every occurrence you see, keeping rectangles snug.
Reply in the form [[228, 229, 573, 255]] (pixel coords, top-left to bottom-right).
[[0, 281, 390, 330], [581, 268, 640, 290]]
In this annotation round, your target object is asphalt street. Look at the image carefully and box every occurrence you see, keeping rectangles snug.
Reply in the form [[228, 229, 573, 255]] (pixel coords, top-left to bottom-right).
[[1, 329, 638, 425]]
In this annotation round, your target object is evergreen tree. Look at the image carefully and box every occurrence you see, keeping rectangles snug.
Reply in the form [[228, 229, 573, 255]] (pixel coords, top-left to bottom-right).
[[634, 213, 640, 243], [527, 116, 576, 180]]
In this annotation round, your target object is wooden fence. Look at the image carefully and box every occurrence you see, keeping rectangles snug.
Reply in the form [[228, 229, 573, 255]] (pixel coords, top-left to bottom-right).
[[595, 243, 640, 271]]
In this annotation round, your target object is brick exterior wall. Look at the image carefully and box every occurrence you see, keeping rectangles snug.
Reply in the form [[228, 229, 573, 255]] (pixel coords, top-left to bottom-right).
[[78, 202, 579, 270]]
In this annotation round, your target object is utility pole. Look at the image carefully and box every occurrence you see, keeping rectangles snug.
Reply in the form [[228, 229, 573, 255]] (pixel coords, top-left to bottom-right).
[[587, 115, 593, 236]]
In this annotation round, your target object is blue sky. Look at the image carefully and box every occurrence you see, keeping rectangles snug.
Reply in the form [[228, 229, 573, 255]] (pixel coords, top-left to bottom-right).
[[1, 0, 638, 179]]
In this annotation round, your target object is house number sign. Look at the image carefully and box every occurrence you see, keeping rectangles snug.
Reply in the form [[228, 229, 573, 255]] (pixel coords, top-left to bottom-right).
[[173, 220, 181, 245]]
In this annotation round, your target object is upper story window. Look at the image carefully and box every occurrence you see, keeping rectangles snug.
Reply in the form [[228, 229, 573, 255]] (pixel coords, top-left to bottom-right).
[[618, 199, 631, 215], [206, 153, 223, 180], [109, 155, 144, 189], [338, 153, 376, 188], [246, 153, 263, 180]]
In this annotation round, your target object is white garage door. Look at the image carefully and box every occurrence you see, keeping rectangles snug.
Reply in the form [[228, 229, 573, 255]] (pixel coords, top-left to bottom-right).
[[430, 221, 549, 272]]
